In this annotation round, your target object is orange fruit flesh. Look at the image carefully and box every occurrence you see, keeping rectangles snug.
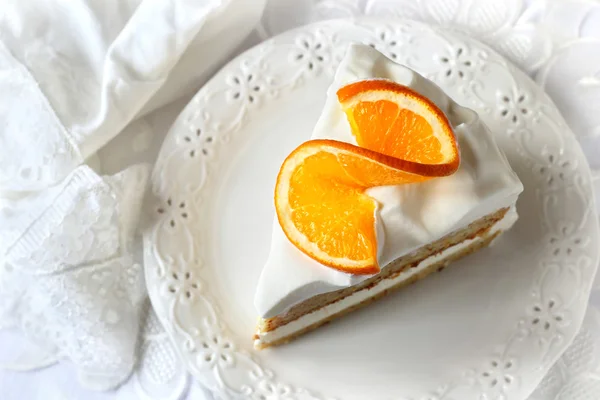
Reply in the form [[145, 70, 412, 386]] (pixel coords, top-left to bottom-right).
[[280, 140, 433, 275], [346, 101, 444, 164], [288, 151, 377, 269], [275, 80, 459, 275]]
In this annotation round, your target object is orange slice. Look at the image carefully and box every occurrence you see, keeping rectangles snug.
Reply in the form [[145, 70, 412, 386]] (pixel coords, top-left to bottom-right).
[[275, 80, 459, 274], [337, 79, 459, 171]]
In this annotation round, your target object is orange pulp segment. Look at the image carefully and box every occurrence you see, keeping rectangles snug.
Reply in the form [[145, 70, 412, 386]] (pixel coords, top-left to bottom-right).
[[337, 79, 459, 173]]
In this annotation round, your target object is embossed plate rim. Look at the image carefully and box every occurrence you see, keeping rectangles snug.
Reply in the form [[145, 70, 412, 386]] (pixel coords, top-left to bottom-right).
[[143, 18, 599, 400]]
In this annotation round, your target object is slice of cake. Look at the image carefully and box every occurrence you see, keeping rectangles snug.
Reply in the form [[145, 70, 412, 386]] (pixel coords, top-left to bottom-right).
[[253, 44, 523, 349]]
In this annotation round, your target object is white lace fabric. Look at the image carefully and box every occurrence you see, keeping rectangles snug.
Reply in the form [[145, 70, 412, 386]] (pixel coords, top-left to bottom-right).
[[0, 165, 150, 390], [0, 0, 265, 393], [0, 38, 81, 194]]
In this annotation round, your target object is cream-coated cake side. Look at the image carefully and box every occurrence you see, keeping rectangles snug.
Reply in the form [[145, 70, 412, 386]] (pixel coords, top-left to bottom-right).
[[255, 207, 518, 346], [254, 44, 523, 319]]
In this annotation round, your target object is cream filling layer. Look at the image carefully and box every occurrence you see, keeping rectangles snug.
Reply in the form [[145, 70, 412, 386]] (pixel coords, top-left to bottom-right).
[[254, 207, 517, 346]]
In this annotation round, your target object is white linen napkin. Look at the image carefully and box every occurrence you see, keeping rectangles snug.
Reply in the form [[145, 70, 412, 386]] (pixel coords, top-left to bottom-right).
[[0, 0, 229, 193], [0, 0, 265, 390]]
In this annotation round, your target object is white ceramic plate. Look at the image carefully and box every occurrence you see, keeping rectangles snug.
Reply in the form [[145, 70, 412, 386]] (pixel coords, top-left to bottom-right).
[[143, 19, 599, 400]]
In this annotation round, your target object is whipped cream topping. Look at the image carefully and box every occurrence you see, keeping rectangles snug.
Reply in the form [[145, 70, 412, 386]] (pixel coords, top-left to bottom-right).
[[254, 44, 523, 319]]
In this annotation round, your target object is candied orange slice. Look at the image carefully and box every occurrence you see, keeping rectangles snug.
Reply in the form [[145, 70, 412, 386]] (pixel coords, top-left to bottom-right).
[[275, 80, 459, 274]]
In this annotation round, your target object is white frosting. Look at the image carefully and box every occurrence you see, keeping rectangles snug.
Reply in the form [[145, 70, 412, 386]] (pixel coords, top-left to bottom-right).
[[254, 207, 518, 346], [254, 44, 523, 319]]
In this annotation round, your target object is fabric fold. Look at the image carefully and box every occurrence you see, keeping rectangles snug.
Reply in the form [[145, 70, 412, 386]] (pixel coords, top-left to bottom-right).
[[0, 0, 266, 391], [0, 0, 234, 192], [0, 164, 150, 389]]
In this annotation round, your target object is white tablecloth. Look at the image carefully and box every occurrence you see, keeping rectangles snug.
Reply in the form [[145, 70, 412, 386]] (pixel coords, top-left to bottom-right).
[[2, 0, 600, 399]]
